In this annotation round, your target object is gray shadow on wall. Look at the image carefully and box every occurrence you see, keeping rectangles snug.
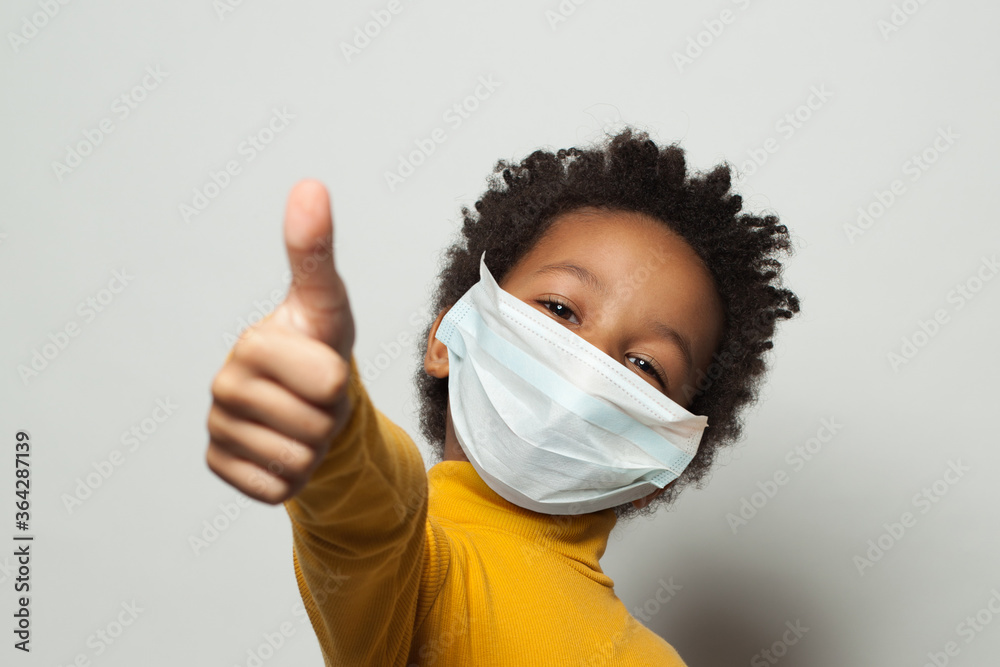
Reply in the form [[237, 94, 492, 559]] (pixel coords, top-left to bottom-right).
[[645, 558, 850, 667]]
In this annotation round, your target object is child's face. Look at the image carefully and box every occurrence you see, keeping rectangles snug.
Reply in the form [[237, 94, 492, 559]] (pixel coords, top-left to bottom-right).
[[498, 206, 725, 408], [425, 206, 727, 486]]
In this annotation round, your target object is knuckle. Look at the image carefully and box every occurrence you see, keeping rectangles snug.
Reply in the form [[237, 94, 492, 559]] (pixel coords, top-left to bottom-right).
[[257, 489, 282, 505], [288, 447, 319, 479], [205, 406, 231, 442], [205, 443, 221, 475], [244, 470, 273, 501], [235, 327, 271, 364], [212, 375, 257, 416], [210, 369, 239, 404], [206, 444, 239, 490], [316, 354, 349, 405], [262, 456, 287, 479], [258, 477, 291, 505], [270, 438, 315, 480], [205, 410, 222, 441], [297, 409, 336, 444]]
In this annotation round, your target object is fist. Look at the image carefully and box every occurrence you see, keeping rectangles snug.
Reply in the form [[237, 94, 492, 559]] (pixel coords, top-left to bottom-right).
[[205, 180, 356, 504]]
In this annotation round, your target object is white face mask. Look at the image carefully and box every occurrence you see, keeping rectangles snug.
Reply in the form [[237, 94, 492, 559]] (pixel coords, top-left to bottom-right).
[[435, 253, 709, 515]]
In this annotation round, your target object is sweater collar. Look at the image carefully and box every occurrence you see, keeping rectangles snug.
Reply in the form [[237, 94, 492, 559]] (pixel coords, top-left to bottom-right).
[[427, 461, 618, 579]]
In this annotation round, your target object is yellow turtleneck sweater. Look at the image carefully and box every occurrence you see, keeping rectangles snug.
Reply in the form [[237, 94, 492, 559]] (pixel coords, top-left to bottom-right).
[[283, 360, 688, 666]]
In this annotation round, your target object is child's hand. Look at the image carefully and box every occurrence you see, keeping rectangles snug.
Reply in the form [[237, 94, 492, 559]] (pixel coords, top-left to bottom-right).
[[205, 180, 356, 504]]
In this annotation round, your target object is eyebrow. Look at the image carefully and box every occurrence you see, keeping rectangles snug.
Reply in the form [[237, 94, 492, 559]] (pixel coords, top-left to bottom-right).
[[536, 262, 695, 378], [535, 263, 607, 295]]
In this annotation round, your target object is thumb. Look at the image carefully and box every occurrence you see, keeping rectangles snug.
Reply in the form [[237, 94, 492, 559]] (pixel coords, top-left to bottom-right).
[[275, 179, 354, 359]]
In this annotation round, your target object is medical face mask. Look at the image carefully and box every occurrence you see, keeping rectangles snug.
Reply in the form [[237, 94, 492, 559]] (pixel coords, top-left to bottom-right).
[[434, 253, 709, 515]]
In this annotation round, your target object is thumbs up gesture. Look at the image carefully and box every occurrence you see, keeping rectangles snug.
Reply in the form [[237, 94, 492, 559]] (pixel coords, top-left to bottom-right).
[[206, 180, 356, 504]]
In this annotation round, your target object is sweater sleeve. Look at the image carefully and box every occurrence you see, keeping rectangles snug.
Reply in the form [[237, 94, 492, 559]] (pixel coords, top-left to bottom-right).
[[282, 357, 430, 666]]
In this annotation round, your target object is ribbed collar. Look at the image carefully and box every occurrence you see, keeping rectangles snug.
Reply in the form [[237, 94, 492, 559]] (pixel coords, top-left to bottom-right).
[[427, 461, 618, 583]]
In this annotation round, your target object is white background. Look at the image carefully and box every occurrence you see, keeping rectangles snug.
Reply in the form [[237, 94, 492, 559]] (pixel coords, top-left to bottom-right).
[[2, 1, 999, 665]]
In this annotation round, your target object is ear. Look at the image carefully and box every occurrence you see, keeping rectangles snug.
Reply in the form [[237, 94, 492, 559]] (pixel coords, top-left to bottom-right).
[[424, 307, 451, 379]]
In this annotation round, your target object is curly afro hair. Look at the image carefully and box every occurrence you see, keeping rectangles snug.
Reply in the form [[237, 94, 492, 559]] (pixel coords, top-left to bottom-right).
[[413, 127, 800, 520]]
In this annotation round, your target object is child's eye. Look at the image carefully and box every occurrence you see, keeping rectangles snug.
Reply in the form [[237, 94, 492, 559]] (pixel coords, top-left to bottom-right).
[[539, 299, 579, 324], [626, 354, 668, 391]]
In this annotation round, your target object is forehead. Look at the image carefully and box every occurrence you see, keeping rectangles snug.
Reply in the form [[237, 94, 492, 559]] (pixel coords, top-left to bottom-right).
[[524, 207, 715, 291]]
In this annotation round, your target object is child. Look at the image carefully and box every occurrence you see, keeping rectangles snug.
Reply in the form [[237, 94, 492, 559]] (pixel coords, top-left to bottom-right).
[[205, 128, 799, 665]]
